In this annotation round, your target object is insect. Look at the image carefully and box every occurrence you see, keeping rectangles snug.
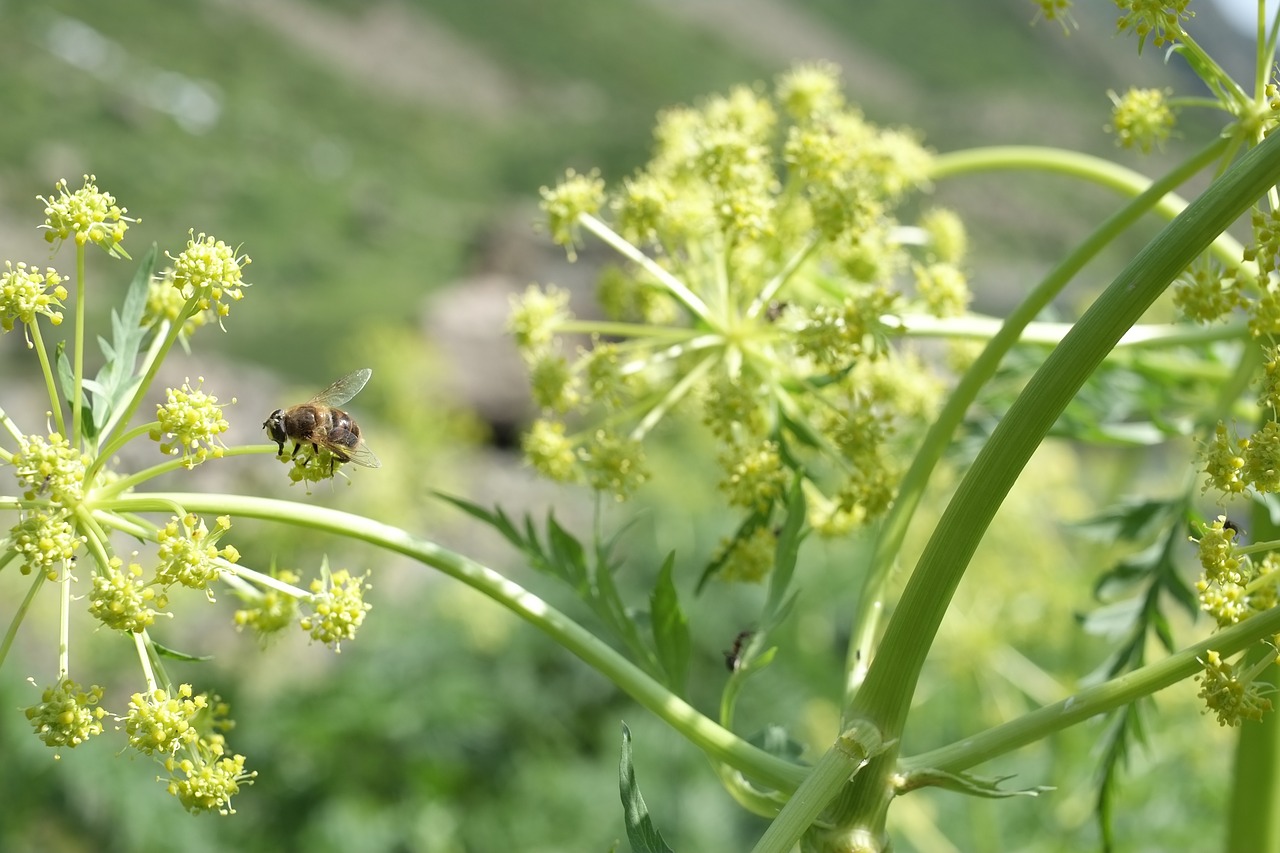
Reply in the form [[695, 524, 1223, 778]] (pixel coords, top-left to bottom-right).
[[263, 368, 381, 472], [723, 629, 754, 673]]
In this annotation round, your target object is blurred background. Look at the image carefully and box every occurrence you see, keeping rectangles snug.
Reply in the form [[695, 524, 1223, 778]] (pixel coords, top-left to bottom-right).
[[0, 1, 1256, 850]]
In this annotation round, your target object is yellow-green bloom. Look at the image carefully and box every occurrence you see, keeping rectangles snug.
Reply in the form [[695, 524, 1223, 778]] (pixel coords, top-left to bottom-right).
[[167, 231, 251, 321], [1107, 87, 1176, 152], [1196, 649, 1275, 727], [300, 568, 372, 651], [89, 557, 169, 633], [233, 569, 302, 640], [540, 169, 605, 260], [11, 433, 89, 505], [38, 175, 137, 258], [0, 262, 68, 343], [144, 267, 213, 338], [125, 685, 207, 756], [151, 378, 232, 467], [8, 510, 83, 578], [1115, 0, 1193, 51], [25, 678, 108, 750], [155, 514, 239, 592]]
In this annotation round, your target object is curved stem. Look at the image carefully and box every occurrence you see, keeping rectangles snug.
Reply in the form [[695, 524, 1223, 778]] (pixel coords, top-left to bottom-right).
[[843, 136, 1233, 701], [829, 125, 1280, 835], [110, 491, 808, 793]]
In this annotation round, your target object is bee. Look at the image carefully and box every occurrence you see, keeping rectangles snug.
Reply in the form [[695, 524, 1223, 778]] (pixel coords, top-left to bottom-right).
[[263, 368, 381, 472]]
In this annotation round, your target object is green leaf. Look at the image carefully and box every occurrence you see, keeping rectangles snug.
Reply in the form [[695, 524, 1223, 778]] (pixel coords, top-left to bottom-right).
[[151, 641, 214, 662], [695, 506, 771, 593], [763, 474, 805, 625], [649, 553, 689, 696], [897, 767, 1053, 798], [618, 723, 675, 853], [547, 513, 589, 589]]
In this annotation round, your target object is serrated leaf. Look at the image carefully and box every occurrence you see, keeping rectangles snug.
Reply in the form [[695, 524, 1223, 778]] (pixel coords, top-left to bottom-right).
[[695, 506, 770, 593], [547, 513, 589, 588], [434, 492, 527, 552], [649, 553, 689, 696], [898, 767, 1053, 798], [618, 723, 675, 853], [1073, 497, 1178, 543], [151, 641, 215, 662]]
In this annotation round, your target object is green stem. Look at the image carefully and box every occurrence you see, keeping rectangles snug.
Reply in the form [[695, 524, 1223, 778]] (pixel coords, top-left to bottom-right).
[[895, 315, 1249, 350], [829, 126, 1280, 836], [87, 422, 158, 483], [630, 351, 719, 441], [843, 136, 1232, 699], [898, 601, 1280, 776], [111, 491, 808, 793], [71, 245, 86, 449], [578, 213, 714, 321], [747, 235, 821, 321], [57, 552, 71, 680], [1223, 418, 1280, 851], [0, 551, 41, 671], [28, 321, 65, 437]]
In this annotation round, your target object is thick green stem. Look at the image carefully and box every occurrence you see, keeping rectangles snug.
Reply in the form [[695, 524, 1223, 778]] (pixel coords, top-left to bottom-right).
[[822, 131, 1280, 839], [844, 138, 1233, 699], [1223, 458, 1280, 851]]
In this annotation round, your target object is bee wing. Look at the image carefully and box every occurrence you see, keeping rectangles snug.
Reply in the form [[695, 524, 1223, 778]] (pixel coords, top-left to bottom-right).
[[309, 368, 372, 407], [344, 441, 381, 469]]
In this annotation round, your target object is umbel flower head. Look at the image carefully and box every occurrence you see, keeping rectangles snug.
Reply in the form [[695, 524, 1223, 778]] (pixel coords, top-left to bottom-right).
[[151, 378, 233, 467], [511, 63, 963, 543], [167, 230, 252, 322], [38, 174, 138, 258], [0, 261, 67, 344]]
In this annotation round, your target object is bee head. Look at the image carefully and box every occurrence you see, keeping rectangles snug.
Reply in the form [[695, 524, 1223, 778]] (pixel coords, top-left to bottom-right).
[[263, 409, 287, 451]]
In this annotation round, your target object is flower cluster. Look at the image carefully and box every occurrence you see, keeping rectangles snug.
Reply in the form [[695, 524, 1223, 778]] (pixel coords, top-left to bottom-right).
[[167, 230, 251, 322], [151, 378, 233, 467], [166, 738, 256, 816], [1, 177, 368, 819], [1115, 0, 1193, 51], [0, 261, 67, 344], [11, 433, 89, 505], [233, 568, 302, 640], [88, 557, 170, 633], [24, 678, 108, 750], [38, 174, 137, 258], [511, 64, 961, 548], [1196, 649, 1275, 727], [1107, 87, 1176, 152], [1193, 517, 1280, 627], [300, 568, 372, 651], [7, 510, 83, 578], [145, 267, 213, 339], [124, 685, 207, 755], [155, 514, 240, 592]]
